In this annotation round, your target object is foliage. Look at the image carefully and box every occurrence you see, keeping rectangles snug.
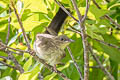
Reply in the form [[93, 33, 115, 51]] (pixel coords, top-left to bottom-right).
[[0, 0, 120, 80]]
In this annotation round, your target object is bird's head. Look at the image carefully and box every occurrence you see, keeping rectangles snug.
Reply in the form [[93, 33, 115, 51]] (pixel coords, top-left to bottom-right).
[[54, 35, 74, 49]]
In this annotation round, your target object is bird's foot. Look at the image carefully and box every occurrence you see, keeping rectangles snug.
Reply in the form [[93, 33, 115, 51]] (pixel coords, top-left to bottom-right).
[[53, 65, 57, 73]]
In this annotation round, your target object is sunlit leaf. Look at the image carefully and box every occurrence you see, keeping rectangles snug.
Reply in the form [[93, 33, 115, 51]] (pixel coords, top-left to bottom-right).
[[44, 62, 70, 80], [23, 56, 33, 71]]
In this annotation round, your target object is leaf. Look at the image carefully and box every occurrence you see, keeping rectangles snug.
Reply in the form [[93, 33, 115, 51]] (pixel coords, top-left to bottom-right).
[[0, 76, 12, 80], [44, 62, 70, 80], [0, 51, 7, 57], [8, 32, 22, 46], [89, 64, 104, 80], [22, 0, 47, 13], [89, 5, 108, 20], [62, 33, 83, 63], [23, 56, 33, 71], [11, 12, 49, 31], [110, 60, 118, 80], [63, 63, 81, 80], [87, 25, 104, 40], [0, 63, 8, 70], [93, 34, 120, 63], [108, 3, 120, 10], [31, 22, 48, 43], [0, 32, 6, 43], [18, 64, 40, 80]]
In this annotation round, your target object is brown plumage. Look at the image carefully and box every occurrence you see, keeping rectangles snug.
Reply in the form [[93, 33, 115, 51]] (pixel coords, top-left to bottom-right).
[[34, 34, 73, 66]]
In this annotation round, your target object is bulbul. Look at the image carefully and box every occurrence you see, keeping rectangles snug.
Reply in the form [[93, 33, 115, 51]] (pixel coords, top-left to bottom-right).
[[33, 34, 74, 66]]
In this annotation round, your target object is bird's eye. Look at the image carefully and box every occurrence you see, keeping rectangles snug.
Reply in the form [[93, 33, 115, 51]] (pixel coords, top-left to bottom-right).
[[60, 37, 64, 41]]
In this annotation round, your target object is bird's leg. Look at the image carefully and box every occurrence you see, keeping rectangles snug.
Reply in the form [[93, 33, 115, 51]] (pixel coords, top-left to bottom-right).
[[53, 64, 57, 72], [29, 49, 36, 56]]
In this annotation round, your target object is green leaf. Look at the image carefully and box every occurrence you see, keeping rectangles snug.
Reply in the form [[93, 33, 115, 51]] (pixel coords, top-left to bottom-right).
[[23, 56, 33, 71], [110, 60, 118, 80], [0, 63, 8, 70], [8, 32, 22, 46], [93, 39, 120, 63], [22, 0, 47, 13], [87, 25, 104, 40], [108, 3, 120, 10], [44, 62, 70, 80], [63, 63, 81, 80], [0, 76, 12, 80], [89, 5, 108, 20], [18, 64, 40, 80]]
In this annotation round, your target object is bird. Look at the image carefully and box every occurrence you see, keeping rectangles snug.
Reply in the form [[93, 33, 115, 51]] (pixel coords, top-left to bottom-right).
[[33, 33, 74, 66]]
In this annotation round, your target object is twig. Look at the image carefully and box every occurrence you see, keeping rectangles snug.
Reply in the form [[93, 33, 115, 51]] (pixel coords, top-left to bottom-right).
[[38, 72, 43, 80], [81, 0, 90, 22], [5, 7, 11, 45], [7, 46, 29, 53], [68, 27, 120, 51], [90, 37, 120, 50], [54, 0, 79, 22], [6, 50, 24, 73], [70, 0, 89, 80], [1, 39, 24, 73], [88, 45, 115, 80], [0, 61, 18, 70], [70, 0, 82, 22], [92, 0, 120, 29], [0, 42, 24, 55], [67, 47, 83, 80], [92, 0, 101, 9], [6, 50, 24, 55], [0, 41, 28, 53], [104, 15, 120, 28], [10, 0, 31, 50], [0, 56, 9, 60]]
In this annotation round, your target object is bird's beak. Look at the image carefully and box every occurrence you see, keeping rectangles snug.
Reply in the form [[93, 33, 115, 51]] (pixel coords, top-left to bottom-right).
[[69, 39, 75, 42]]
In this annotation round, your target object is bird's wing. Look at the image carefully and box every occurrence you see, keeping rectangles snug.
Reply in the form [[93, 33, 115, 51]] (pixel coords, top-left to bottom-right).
[[36, 34, 55, 38]]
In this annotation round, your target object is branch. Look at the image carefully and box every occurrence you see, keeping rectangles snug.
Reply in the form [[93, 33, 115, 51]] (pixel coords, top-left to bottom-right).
[[54, 0, 79, 22], [0, 47, 24, 73], [92, 0, 120, 29], [38, 72, 43, 80], [6, 50, 24, 73], [67, 47, 83, 80], [0, 56, 9, 60], [89, 37, 120, 50], [81, 0, 90, 22], [0, 50, 24, 73], [92, 0, 101, 9], [5, 7, 11, 45], [0, 61, 18, 70], [70, 0, 82, 22], [70, 0, 89, 80], [104, 15, 120, 28], [10, 0, 31, 50], [88, 45, 115, 80], [0, 41, 28, 53], [67, 27, 120, 51], [7, 46, 29, 53]]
